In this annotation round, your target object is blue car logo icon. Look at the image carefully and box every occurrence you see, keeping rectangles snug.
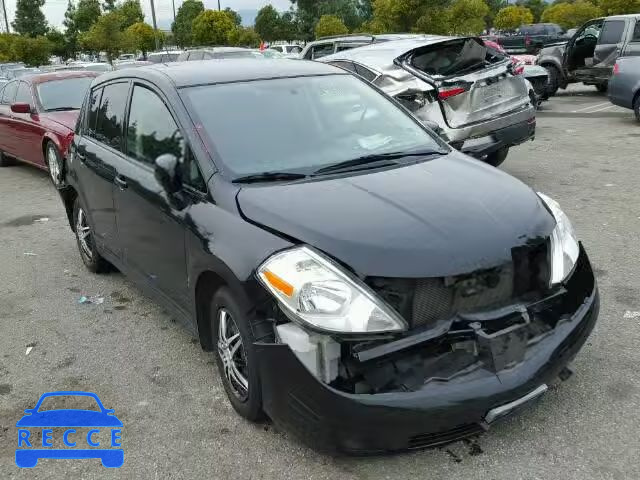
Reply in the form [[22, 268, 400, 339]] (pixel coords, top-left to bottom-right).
[[16, 391, 123, 468]]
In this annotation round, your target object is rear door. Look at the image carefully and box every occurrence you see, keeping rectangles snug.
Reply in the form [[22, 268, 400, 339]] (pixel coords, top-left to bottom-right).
[[592, 19, 628, 79], [622, 19, 640, 57], [74, 81, 129, 258], [397, 37, 529, 129]]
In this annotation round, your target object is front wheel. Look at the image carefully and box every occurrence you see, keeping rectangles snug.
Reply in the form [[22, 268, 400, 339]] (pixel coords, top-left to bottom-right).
[[211, 287, 273, 421], [485, 147, 509, 167], [543, 65, 560, 97], [45, 142, 65, 189], [73, 197, 110, 273]]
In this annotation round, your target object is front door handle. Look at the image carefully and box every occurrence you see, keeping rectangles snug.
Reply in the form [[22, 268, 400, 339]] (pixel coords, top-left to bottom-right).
[[114, 175, 128, 190]]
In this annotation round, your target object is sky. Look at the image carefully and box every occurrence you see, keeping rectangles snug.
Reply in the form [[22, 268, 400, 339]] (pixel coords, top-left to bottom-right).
[[2, 0, 292, 31]]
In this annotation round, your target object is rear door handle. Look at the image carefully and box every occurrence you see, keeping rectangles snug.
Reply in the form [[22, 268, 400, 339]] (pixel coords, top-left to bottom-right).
[[114, 175, 128, 190]]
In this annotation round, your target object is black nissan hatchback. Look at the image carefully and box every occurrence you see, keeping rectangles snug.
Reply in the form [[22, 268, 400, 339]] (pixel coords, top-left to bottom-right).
[[57, 59, 599, 453]]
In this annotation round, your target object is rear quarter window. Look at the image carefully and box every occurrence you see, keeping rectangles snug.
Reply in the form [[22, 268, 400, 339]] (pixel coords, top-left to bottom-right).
[[599, 20, 626, 45], [633, 21, 640, 41]]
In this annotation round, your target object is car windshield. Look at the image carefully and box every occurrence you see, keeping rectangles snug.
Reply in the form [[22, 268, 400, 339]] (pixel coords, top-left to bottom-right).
[[37, 77, 94, 111], [182, 74, 444, 177]]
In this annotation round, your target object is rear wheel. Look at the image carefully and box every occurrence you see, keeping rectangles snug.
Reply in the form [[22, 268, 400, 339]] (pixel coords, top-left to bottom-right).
[[45, 142, 65, 189], [543, 65, 560, 97], [73, 196, 110, 273], [633, 93, 640, 122], [210, 287, 273, 421], [595, 83, 608, 93], [485, 147, 509, 167], [0, 149, 12, 167]]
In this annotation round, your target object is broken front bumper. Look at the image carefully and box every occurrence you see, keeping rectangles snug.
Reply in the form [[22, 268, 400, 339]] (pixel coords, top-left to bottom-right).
[[255, 247, 598, 454]]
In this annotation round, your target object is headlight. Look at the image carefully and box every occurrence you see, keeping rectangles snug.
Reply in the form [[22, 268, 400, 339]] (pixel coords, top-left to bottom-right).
[[257, 246, 407, 334], [538, 193, 579, 284]]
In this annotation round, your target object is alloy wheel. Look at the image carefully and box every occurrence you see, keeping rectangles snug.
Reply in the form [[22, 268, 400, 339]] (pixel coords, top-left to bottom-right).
[[217, 308, 249, 401], [75, 207, 93, 259], [47, 146, 60, 185]]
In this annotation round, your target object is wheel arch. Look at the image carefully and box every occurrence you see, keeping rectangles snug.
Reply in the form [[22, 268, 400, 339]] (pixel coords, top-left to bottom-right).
[[41, 134, 63, 166], [59, 185, 78, 232]]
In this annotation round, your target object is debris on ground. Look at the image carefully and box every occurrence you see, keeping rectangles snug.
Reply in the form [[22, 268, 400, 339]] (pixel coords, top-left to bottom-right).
[[23, 252, 38, 256], [78, 295, 105, 305], [624, 311, 640, 319], [25, 342, 37, 356], [33, 217, 49, 223]]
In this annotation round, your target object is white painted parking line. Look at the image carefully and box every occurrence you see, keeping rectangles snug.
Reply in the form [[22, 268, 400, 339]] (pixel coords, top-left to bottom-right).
[[588, 104, 617, 113], [571, 102, 611, 113]]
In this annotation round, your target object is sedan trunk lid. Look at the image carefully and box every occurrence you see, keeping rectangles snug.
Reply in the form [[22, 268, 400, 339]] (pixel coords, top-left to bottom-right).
[[395, 37, 530, 129]]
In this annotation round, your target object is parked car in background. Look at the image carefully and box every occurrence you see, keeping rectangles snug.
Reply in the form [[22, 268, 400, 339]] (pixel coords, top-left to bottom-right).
[[114, 60, 153, 70], [0, 62, 24, 76], [0, 71, 98, 186], [147, 50, 183, 63], [537, 14, 640, 95], [608, 56, 640, 121], [300, 33, 426, 60], [269, 44, 303, 55], [56, 59, 598, 454], [6, 67, 40, 79], [493, 23, 567, 54], [320, 36, 535, 166], [177, 47, 257, 61], [118, 53, 136, 61]]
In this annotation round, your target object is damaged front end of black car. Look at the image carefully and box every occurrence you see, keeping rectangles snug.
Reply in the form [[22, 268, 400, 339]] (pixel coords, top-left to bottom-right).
[[245, 179, 598, 454]]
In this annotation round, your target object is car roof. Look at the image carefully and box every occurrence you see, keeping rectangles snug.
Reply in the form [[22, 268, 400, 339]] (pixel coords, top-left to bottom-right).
[[22, 70, 99, 84], [95, 59, 345, 88], [606, 13, 640, 20], [319, 36, 457, 68], [187, 47, 249, 53]]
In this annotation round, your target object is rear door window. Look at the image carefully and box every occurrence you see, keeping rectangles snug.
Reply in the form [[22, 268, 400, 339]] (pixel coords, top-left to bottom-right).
[[1, 81, 17, 104], [599, 20, 626, 45], [311, 43, 335, 59], [94, 82, 129, 151]]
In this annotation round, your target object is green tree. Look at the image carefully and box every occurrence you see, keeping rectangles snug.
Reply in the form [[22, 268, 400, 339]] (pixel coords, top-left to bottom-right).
[[103, 0, 116, 11], [225, 7, 242, 25], [447, 0, 490, 34], [0, 34, 17, 61], [278, 12, 298, 41], [518, 0, 548, 23], [46, 28, 67, 58], [80, 11, 127, 62], [11, 35, 52, 66], [12, 0, 48, 37], [414, 7, 451, 34], [192, 9, 236, 45], [292, 0, 364, 40], [255, 4, 281, 42], [75, 0, 102, 32], [485, 0, 507, 29], [125, 21, 156, 56], [541, 0, 601, 29], [116, 0, 144, 29], [315, 14, 349, 38], [63, 0, 79, 58], [598, 0, 640, 15], [171, 0, 204, 47], [494, 5, 534, 30], [228, 26, 261, 47], [369, 0, 449, 33]]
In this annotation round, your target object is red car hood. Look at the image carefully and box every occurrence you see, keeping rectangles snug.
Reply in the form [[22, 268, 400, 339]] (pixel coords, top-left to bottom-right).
[[42, 110, 79, 130]]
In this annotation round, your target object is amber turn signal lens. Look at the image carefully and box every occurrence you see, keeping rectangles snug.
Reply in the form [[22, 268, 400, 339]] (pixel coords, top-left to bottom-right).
[[263, 270, 294, 297]]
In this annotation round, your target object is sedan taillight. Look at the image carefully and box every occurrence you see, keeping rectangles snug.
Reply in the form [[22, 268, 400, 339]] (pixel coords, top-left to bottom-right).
[[438, 86, 467, 100], [613, 62, 620, 75]]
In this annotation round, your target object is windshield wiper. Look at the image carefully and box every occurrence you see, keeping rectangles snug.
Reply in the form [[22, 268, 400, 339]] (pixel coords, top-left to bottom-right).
[[232, 171, 308, 184], [313, 149, 445, 175], [46, 107, 77, 112]]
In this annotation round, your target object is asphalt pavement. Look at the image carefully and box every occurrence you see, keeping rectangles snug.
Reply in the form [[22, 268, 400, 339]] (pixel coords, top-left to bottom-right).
[[1, 84, 639, 479]]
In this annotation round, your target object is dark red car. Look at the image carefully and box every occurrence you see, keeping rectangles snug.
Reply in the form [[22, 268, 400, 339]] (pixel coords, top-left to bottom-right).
[[0, 71, 97, 186]]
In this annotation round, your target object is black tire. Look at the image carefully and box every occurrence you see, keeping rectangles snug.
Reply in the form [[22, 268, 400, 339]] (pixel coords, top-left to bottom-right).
[[210, 287, 273, 421], [633, 93, 640, 123], [0, 149, 12, 167], [72, 196, 110, 273], [485, 147, 509, 167], [595, 83, 608, 93], [45, 142, 65, 189], [543, 65, 560, 97]]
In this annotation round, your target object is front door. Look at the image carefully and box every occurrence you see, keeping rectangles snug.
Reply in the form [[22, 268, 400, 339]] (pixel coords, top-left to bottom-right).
[[0, 81, 18, 157], [113, 82, 200, 311], [592, 19, 628, 81]]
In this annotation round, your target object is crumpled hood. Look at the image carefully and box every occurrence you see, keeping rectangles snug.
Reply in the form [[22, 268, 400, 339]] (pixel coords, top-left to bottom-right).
[[237, 152, 556, 278], [42, 110, 79, 130]]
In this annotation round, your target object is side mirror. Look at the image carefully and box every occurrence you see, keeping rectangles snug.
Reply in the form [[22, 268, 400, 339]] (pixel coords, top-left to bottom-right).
[[11, 102, 31, 114], [154, 154, 181, 195]]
